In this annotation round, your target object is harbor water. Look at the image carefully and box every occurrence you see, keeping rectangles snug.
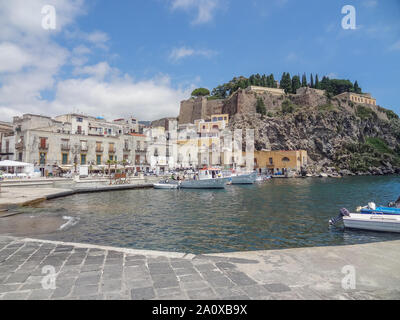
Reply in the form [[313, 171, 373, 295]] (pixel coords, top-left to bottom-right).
[[13, 176, 400, 254]]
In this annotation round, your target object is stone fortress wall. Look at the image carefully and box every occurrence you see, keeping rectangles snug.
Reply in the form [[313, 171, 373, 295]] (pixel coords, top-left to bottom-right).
[[178, 86, 387, 125]]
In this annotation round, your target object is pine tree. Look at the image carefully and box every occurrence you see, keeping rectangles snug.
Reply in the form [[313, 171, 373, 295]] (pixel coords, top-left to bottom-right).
[[301, 73, 307, 87], [270, 74, 277, 88], [310, 73, 314, 88], [354, 81, 361, 94], [280, 72, 292, 94], [315, 74, 320, 89], [291, 75, 301, 94]]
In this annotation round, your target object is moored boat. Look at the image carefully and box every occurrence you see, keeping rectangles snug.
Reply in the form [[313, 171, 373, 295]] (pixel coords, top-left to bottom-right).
[[330, 207, 400, 233], [154, 179, 180, 189], [180, 168, 227, 189], [231, 172, 257, 185], [343, 213, 400, 233]]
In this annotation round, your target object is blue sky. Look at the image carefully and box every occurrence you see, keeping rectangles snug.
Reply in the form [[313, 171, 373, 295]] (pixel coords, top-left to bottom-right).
[[0, 0, 399, 121]]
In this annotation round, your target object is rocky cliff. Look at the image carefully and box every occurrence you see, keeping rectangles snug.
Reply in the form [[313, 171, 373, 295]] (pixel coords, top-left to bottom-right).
[[178, 87, 400, 175], [229, 103, 400, 176]]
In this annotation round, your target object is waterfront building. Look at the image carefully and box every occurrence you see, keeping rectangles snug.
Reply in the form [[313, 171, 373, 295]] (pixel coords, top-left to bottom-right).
[[254, 150, 308, 175], [0, 121, 14, 161], [10, 113, 150, 176]]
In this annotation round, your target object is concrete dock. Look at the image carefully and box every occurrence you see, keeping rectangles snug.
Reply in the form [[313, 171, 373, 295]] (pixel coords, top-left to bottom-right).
[[0, 183, 154, 209], [0, 236, 399, 300]]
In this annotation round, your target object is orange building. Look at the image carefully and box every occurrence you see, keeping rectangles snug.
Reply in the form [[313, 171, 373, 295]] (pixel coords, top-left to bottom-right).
[[254, 150, 308, 174]]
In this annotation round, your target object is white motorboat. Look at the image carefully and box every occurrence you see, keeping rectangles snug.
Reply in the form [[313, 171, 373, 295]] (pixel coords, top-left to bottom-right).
[[330, 208, 400, 233], [153, 180, 180, 189], [180, 168, 227, 189], [231, 172, 257, 185], [343, 213, 400, 233]]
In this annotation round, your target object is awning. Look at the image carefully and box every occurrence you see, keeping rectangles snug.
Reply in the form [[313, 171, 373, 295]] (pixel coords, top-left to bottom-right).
[[0, 160, 33, 167], [58, 165, 73, 171]]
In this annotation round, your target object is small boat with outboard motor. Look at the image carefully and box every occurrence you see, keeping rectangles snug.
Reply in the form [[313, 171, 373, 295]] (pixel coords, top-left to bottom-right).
[[329, 204, 400, 233], [153, 179, 180, 189]]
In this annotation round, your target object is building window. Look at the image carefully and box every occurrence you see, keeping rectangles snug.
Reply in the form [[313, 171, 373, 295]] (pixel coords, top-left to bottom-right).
[[76, 117, 83, 122], [62, 153, 68, 165], [81, 154, 86, 165], [109, 155, 114, 161], [96, 155, 102, 165], [39, 152, 46, 165], [269, 158, 273, 165], [39, 137, 47, 149]]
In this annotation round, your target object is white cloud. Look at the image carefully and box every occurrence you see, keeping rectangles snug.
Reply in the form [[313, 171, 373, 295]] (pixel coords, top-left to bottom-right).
[[0, 0, 194, 122], [0, 43, 32, 73], [171, 0, 221, 24], [169, 46, 217, 62], [51, 74, 191, 121], [73, 62, 114, 80]]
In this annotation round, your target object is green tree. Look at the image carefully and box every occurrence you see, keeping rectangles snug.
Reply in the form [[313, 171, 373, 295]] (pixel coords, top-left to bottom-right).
[[191, 88, 210, 97], [256, 97, 266, 116], [291, 75, 301, 94], [354, 81, 361, 94], [280, 72, 292, 94], [301, 73, 307, 87], [315, 74, 320, 89], [310, 73, 314, 88]]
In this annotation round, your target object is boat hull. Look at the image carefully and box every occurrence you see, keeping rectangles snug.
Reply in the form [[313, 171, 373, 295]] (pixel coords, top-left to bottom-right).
[[231, 173, 257, 185], [344, 214, 400, 233], [154, 183, 179, 189], [180, 178, 227, 189]]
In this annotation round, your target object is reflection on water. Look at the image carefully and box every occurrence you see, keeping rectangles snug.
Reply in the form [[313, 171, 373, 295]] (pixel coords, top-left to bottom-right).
[[18, 176, 400, 254]]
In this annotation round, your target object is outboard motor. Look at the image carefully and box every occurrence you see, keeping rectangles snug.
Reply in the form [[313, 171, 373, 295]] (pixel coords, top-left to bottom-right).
[[388, 196, 400, 208], [329, 208, 350, 226]]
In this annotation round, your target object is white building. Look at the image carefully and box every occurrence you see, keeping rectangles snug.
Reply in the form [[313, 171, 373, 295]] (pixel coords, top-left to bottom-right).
[[11, 114, 150, 176]]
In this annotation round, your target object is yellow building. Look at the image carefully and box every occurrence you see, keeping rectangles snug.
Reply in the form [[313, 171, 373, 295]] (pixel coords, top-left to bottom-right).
[[335, 92, 377, 106], [254, 150, 308, 174], [195, 114, 229, 134]]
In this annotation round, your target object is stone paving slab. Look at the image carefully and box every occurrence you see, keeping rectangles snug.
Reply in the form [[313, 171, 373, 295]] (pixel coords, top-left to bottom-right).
[[0, 236, 399, 300]]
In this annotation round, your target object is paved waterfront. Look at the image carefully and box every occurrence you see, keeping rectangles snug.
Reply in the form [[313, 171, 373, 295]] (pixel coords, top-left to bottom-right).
[[0, 236, 399, 300], [0, 188, 73, 208]]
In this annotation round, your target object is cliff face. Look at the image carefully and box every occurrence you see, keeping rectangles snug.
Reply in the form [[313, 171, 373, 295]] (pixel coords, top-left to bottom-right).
[[178, 87, 400, 175], [229, 108, 400, 175]]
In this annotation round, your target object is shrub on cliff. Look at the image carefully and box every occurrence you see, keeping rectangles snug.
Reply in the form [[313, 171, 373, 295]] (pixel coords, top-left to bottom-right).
[[256, 98, 266, 116], [282, 100, 295, 114], [191, 88, 210, 97], [356, 105, 378, 120]]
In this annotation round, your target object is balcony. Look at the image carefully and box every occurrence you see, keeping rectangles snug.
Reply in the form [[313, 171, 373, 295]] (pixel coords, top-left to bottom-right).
[[135, 148, 147, 153], [123, 146, 131, 153], [109, 147, 116, 154], [61, 144, 70, 151], [80, 145, 89, 152], [38, 142, 49, 150], [96, 146, 104, 153]]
